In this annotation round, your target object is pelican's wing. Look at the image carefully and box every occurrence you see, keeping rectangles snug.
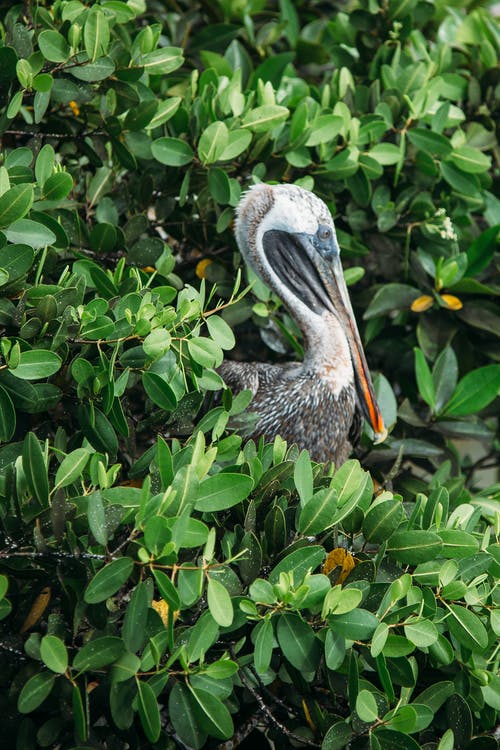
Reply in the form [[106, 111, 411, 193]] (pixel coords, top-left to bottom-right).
[[217, 360, 261, 396]]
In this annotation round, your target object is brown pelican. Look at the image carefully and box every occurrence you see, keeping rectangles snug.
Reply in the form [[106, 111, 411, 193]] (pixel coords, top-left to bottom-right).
[[219, 183, 387, 466]]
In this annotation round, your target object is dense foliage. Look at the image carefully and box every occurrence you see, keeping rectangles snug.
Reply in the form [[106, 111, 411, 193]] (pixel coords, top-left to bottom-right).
[[0, 0, 498, 748]]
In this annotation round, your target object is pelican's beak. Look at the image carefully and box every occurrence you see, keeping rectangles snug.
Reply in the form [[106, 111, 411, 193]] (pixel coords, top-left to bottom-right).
[[261, 227, 387, 443], [318, 251, 387, 443]]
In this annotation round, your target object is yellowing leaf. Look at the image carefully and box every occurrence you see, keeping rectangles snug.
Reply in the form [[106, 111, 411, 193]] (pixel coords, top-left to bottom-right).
[[411, 295, 434, 313], [151, 598, 178, 625], [196, 258, 213, 279], [322, 548, 356, 584], [152, 599, 169, 626], [20, 587, 51, 633], [440, 294, 463, 310]]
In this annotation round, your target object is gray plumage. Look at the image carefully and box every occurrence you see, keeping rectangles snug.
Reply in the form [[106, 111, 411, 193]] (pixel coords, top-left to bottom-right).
[[219, 183, 386, 466]]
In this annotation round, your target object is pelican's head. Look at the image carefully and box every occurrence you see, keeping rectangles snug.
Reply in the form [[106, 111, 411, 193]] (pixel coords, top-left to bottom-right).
[[235, 183, 387, 443]]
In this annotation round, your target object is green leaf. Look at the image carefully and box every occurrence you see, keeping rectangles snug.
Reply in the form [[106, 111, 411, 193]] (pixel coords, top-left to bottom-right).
[[443, 365, 500, 416], [368, 143, 402, 165], [387, 530, 443, 564], [169, 683, 207, 749], [73, 636, 126, 672], [22, 432, 49, 506], [433, 347, 458, 414], [294, 449, 313, 504], [277, 613, 322, 671], [364, 283, 420, 319], [407, 128, 452, 156], [148, 97, 182, 129], [137, 680, 161, 743], [40, 635, 68, 674], [371, 622, 389, 657], [187, 336, 223, 367], [198, 122, 229, 165], [10, 349, 61, 380], [207, 577, 233, 627], [142, 371, 177, 411], [242, 105, 289, 132], [88, 490, 107, 546], [362, 499, 403, 543], [69, 55, 115, 81], [84, 558, 134, 604], [54, 448, 90, 490], [219, 129, 252, 160], [373, 729, 421, 750], [194, 473, 253, 512], [188, 685, 234, 740], [139, 47, 184, 75], [322, 721, 352, 750], [81, 314, 115, 340], [72, 684, 87, 741], [446, 604, 488, 652], [328, 609, 379, 640], [153, 569, 180, 610], [254, 618, 274, 674], [4, 219, 56, 248], [438, 529, 479, 558], [269, 545, 325, 585], [414, 348, 435, 408], [466, 225, 499, 276], [356, 689, 378, 723], [208, 167, 231, 204], [305, 114, 343, 146], [449, 145, 491, 174], [206, 315, 235, 349], [38, 30, 70, 63], [437, 729, 455, 750], [445, 694, 472, 749], [17, 672, 55, 713], [0, 384, 16, 441], [151, 137, 194, 166], [384, 705, 417, 733], [415, 681, 454, 712], [84, 8, 110, 61], [42, 172, 73, 201], [298, 486, 338, 535], [0, 244, 34, 281], [404, 619, 438, 647], [0, 184, 33, 228]]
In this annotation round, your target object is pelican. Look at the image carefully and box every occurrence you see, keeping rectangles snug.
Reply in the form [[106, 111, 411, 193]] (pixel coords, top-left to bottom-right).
[[218, 183, 387, 466]]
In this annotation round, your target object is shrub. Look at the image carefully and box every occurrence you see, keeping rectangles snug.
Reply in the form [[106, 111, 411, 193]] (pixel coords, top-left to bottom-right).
[[0, 1, 498, 748]]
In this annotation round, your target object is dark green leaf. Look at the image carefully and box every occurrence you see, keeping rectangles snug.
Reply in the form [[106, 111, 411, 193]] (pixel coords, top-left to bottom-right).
[[137, 680, 161, 743], [17, 672, 55, 713], [73, 636, 125, 672], [84, 558, 134, 604], [277, 613, 322, 671]]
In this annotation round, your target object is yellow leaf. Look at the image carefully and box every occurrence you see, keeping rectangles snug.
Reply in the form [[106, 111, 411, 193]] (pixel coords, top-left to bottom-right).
[[196, 258, 213, 279], [322, 548, 356, 584], [20, 586, 51, 633], [141, 266, 156, 273], [411, 295, 434, 313], [152, 599, 169, 626], [440, 294, 463, 310]]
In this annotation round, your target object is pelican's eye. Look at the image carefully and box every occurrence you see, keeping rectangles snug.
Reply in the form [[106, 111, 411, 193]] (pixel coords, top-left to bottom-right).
[[318, 226, 331, 242]]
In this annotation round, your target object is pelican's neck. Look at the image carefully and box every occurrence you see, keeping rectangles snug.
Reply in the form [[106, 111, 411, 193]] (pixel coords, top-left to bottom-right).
[[298, 311, 355, 396]]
